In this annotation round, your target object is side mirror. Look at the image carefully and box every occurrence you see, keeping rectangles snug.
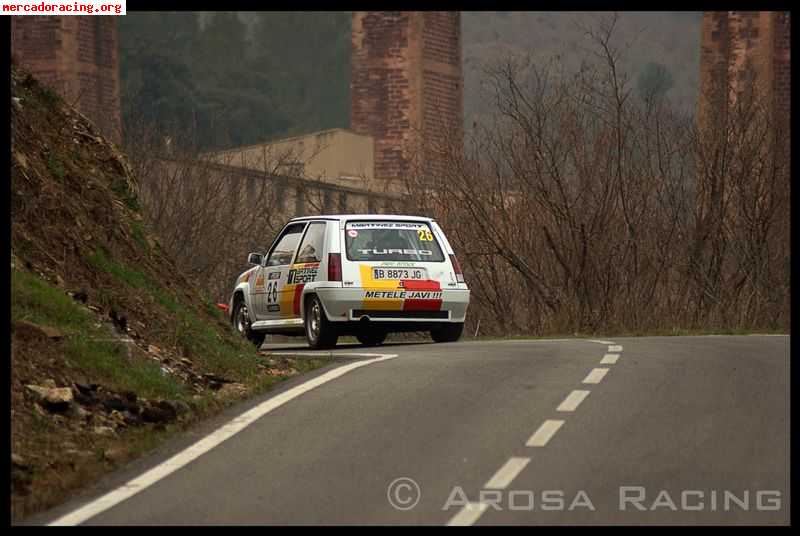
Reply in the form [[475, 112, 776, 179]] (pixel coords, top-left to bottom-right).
[[247, 252, 263, 266]]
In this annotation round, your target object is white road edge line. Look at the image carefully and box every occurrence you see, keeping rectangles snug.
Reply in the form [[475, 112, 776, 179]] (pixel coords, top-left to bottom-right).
[[47, 353, 399, 526], [526, 419, 565, 447], [588, 339, 615, 345], [484, 457, 531, 489], [493, 339, 574, 343], [608, 345, 623, 352], [582, 368, 609, 384], [267, 352, 391, 358], [447, 502, 490, 526], [556, 390, 591, 412], [600, 353, 620, 365]]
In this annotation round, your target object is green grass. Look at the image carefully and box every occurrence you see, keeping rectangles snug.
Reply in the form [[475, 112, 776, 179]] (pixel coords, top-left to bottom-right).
[[65, 335, 186, 400], [172, 311, 258, 379], [86, 248, 149, 289], [110, 177, 140, 212], [130, 221, 150, 253], [84, 248, 258, 380], [12, 268, 185, 400], [46, 152, 65, 181], [11, 269, 93, 333], [152, 287, 181, 314]]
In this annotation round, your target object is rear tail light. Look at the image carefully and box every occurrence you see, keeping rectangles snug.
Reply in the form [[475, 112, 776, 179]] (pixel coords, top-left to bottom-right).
[[328, 253, 342, 282], [449, 254, 465, 284]]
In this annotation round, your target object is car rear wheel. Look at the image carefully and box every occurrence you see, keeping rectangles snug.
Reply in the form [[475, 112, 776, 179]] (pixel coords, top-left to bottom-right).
[[357, 330, 387, 347], [431, 322, 464, 343], [305, 295, 338, 349], [232, 296, 265, 348]]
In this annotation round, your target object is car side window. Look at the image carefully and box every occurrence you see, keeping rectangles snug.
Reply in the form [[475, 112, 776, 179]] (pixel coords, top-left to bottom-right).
[[266, 223, 306, 267], [295, 222, 326, 264]]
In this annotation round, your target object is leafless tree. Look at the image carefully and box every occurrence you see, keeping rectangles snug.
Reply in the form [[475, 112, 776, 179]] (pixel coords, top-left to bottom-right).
[[404, 14, 789, 336]]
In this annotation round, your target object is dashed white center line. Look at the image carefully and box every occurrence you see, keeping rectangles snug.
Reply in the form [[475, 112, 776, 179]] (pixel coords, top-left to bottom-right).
[[447, 340, 629, 526], [447, 502, 490, 526], [556, 389, 591, 412], [582, 367, 609, 384], [484, 457, 531, 489], [600, 353, 620, 364], [526, 419, 565, 447]]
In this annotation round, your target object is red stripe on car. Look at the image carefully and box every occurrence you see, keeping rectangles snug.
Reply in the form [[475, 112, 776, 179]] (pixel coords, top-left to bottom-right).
[[402, 279, 440, 291], [403, 299, 443, 311], [293, 284, 305, 315]]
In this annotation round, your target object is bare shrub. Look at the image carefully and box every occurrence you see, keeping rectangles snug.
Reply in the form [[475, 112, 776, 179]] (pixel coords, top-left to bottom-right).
[[404, 13, 789, 336]]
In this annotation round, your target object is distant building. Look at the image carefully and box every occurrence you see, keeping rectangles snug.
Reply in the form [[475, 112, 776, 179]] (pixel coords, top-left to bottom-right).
[[204, 128, 376, 190]]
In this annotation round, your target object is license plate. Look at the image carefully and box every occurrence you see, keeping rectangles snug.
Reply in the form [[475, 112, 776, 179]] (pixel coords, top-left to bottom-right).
[[372, 267, 427, 280]]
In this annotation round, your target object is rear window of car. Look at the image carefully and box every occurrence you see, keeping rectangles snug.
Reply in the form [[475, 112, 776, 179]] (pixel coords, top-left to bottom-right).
[[344, 221, 445, 262]]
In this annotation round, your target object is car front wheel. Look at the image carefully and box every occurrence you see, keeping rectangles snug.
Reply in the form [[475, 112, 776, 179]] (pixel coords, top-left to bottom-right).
[[305, 295, 338, 349], [232, 296, 265, 348], [431, 322, 464, 343]]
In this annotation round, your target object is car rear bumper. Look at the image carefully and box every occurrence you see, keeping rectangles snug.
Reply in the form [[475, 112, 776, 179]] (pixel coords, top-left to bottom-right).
[[316, 287, 470, 323]]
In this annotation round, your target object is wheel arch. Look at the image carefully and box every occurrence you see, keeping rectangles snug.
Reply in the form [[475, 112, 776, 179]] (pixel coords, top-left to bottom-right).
[[300, 287, 335, 322], [231, 283, 253, 323]]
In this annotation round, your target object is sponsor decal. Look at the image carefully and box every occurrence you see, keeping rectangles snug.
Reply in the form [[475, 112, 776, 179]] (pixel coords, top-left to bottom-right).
[[347, 229, 359, 238], [254, 274, 265, 289], [268, 271, 281, 280], [347, 222, 428, 230], [358, 249, 434, 256], [364, 290, 443, 300], [379, 261, 420, 266], [287, 267, 318, 284], [267, 304, 280, 312]]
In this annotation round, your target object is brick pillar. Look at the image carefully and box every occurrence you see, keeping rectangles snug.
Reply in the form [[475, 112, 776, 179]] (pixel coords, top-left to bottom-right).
[[351, 12, 462, 186], [698, 11, 790, 133], [11, 16, 122, 145], [772, 12, 791, 139]]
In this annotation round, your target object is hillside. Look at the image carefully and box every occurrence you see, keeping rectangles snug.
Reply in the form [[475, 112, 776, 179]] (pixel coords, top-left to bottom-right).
[[10, 67, 325, 521]]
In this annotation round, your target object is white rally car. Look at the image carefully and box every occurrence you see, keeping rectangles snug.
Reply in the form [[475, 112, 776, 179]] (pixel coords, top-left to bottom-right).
[[228, 214, 470, 349]]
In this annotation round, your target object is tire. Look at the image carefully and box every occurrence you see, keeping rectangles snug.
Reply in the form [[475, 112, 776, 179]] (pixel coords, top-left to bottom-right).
[[357, 330, 387, 347], [431, 322, 464, 343], [304, 295, 338, 349], [232, 295, 266, 349]]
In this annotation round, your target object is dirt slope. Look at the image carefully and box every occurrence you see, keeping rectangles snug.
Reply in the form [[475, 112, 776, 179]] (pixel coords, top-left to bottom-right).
[[10, 67, 324, 521]]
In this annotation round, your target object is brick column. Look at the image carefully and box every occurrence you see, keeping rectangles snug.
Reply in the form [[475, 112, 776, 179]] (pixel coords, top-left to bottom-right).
[[11, 16, 121, 145], [351, 12, 462, 186]]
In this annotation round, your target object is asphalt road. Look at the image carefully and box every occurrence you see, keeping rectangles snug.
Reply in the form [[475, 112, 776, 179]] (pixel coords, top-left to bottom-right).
[[32, 336, 789, 525]]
